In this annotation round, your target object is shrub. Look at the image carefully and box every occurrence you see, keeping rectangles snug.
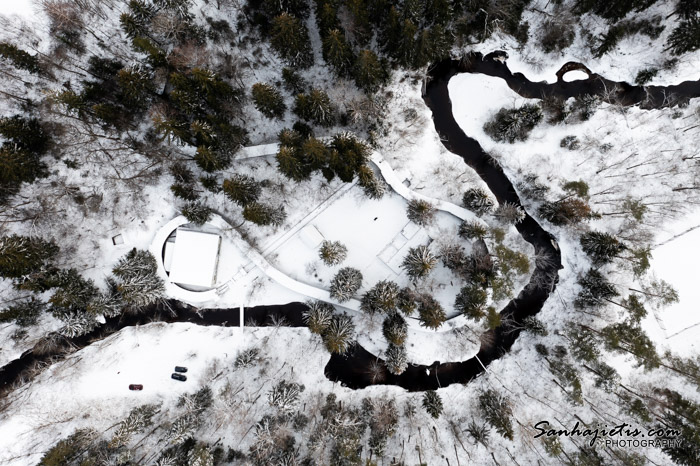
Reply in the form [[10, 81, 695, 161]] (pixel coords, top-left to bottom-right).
[[635, 68, 658, 85], [318, 240, 348, 266], [406, 199, 436, 226], [560, 135, 580, 150]]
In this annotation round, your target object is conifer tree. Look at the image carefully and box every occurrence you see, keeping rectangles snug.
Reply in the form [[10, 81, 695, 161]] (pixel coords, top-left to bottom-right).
[[181, 201, 212, 225], [397, 286, 417, 316], [406, 199, 436, 226], [243, 202, 286, 226], [418, 294, 446, 330], [294, 89, 337, 126], [112, 249, 164, 308], [478, 389, 514, 440], [601, 322, 660, 370], [303, 300, 334, 334], [301, 137, 330, 170], [328, 132, 370, 181], [270, 13, 313, 68], [455, 283, 488, 320], [494, 202, 526, 225], [361, 280, 400, 314], [382, 311, 408, 345], [462, 188, 495, 216], [0, 235, 58, 280], [329, 267, 363, 302], [117, 67, 154, 109], [385, 343, 408, 375], [574, 269, 618, 309], [357, 164, 385, 199], [354, 49, 386, 93], [0, 298, 44, 327], [458, 219, 488, 240], [323, 313, 355, 354], [539, 198, 593, 225], [222, 174, 262, 207], [0, 42, 40, 73], [322, 29, 355, 77], [483, 104, 543, 143], [275, 145, 308, 182], [422, 390, 443, 419], [580, 231, 626, 265], [318, 240, 348, 266], [251, 83, 286, 119], [401, 245, 437, 280]]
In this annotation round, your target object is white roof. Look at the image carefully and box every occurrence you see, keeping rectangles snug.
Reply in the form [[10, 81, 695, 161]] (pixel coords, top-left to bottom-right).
[[168, 228, 221, 289]]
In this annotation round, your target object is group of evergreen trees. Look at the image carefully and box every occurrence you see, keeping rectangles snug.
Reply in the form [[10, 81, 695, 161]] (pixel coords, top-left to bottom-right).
[[0, 236, 163, 337], [275, 128, 384, 198], [0, 115, 50, 204]]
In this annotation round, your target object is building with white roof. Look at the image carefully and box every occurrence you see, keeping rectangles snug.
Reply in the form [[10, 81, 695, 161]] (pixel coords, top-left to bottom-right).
[[167, 228, 221, 290]]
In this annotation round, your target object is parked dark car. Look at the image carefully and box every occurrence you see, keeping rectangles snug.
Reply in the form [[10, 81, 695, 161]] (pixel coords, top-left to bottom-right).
[[171, 373, 187, 382], [128, 384, 143, 391], [174, 366, 188, 373]]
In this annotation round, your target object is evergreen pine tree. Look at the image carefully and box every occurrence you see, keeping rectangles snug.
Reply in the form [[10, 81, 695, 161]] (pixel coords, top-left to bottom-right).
[[303, 300, 334, 334], [322, 29, 355, 77], [494, 202, 526, 225], [328, 132, 370, 181], [300, 136, 329, 170], [112, 248, 165, 308], [318, 240, 348, 266], [322, 313, 355, 354], [538, 198, 593, 225], [382, 311, 408, 345], [462, 188, 495, 216], [0, 235, 58, 280], [188, 444, 214, 466], [397, 286, 416, 316], [668, 17, 700, 55], [483, 104, 543, 143], [601, 321, 660, 370], [0, 298, 44, 327], [354, 49, 386, 93], [181, 201, 212, 226], [361, 280, 400, 314], [243, 202, 286, 226], [117, 67, 154, 109], [422, 390, 443, 419], [0, 42, 40, 73], [276, 145, 308, 182], [580, 231, 626, 265], [455, 283, 488, 320], [574, 269, 618, 309], [294, 89, 337, 126], [222, 174, 262, 207], [418, 294, 446, 330], [401, 245, 437, 280], [251, 82, 286, 119], [478, 389, 514, 440], [270, 13, 313, 68], [406, 199, 436, 226], [357, 164, 386, 199], [458, 219, 488, 240], [385, 343, 408, 375], [329, 267, 363, 302]]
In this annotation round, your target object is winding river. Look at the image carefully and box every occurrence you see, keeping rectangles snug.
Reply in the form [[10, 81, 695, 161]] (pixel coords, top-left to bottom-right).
[[2, 52, 699, 395]]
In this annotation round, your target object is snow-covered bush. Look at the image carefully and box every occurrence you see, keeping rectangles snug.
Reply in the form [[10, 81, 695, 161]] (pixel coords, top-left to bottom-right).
[[329, 267, 363, 302], [318, 240, 348, 266], [303, 300, 335, 334], [401, 245, 437, 280], [406, 199, 436, 226], [384, 343, 407, 375], [322, 313, 355, 354], [462, 188, 495, 216], [361, 280, 400, 314], [268, 380, 305, 414]]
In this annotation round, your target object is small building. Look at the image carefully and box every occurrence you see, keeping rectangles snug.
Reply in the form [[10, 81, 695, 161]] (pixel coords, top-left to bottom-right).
[[168, 228, 221, 290]]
